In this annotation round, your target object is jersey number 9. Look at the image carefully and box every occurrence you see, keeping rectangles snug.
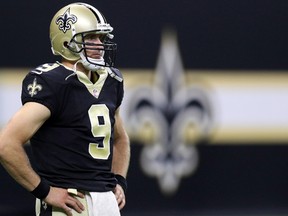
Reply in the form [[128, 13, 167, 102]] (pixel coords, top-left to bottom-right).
[[88, 104, 111, 160]]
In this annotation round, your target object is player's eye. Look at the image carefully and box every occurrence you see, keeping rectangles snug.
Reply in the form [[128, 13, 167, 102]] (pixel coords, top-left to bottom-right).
[[84, 34, 95, 40], [99, 34, 108, 42]]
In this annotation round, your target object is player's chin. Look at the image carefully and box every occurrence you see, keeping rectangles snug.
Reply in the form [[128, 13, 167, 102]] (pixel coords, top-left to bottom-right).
[[88, 53, 102, 59]]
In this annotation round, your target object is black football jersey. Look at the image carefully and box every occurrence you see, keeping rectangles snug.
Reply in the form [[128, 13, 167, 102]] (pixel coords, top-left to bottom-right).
[[21, 62, 124, 192]]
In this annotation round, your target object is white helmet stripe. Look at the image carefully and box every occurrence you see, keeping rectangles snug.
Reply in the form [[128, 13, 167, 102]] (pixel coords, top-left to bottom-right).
[[77, 2, 106, 24]]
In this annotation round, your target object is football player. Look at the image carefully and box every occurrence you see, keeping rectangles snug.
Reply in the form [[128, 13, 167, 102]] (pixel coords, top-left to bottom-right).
[[0, 2, 130, 216]]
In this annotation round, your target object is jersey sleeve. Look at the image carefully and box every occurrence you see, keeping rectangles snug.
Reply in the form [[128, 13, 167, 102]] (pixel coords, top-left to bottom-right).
[[21, 72, 58, 116], [112, 68, 124, 109], [116, 80, 124, 108]]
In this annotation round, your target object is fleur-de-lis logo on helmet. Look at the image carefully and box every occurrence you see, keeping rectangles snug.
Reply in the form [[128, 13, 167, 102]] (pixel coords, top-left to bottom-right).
[[56, 8, 77, 33]]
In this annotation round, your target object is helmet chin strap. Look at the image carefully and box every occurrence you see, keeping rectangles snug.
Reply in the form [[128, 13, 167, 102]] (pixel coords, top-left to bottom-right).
[[79, 53, 105, 72]]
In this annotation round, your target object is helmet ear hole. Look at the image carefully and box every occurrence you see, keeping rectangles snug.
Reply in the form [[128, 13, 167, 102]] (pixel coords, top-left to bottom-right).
[[64, 41, 69, 48]]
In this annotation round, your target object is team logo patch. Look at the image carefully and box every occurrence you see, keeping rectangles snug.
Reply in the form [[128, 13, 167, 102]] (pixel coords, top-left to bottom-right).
[[27, 78, 42, 97], [56, 8, 77, 33], [92, 89, 99, 98], [41, 201, 48, 210]]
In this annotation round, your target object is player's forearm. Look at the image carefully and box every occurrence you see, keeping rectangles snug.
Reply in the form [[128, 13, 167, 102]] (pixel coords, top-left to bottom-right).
[[112, 109, 130, 177], [112, 135, 130, 177], [0, 139, 40, 192]]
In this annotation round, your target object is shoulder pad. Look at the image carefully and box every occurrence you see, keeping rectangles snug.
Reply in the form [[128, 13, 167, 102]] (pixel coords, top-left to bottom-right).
[[107, 67, 123, 82]]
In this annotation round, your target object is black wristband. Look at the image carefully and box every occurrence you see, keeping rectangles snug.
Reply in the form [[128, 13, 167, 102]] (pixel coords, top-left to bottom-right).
[[31, 179, 50, 199], [115, 174, 127, 193]]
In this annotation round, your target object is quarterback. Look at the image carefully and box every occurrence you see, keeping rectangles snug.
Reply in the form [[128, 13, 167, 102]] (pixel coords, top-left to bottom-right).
[[0, 2, 130, 216]]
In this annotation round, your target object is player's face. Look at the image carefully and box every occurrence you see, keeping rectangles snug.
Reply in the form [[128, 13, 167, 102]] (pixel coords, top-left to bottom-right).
[[84, 34, 106, 59]]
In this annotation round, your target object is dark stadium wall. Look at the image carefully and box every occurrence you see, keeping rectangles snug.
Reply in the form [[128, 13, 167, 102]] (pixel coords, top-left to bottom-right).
[[1, 0, 288, 215], [1, 0, 288, 69]]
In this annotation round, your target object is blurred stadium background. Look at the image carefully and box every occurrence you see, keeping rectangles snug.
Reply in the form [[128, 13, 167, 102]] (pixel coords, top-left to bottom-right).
[[1, 0, 288, 215]]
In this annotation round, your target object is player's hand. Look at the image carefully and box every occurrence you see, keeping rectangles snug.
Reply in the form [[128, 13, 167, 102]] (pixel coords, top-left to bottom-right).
[[44, 186, 85, 216], [113, 184, 126, 210]]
